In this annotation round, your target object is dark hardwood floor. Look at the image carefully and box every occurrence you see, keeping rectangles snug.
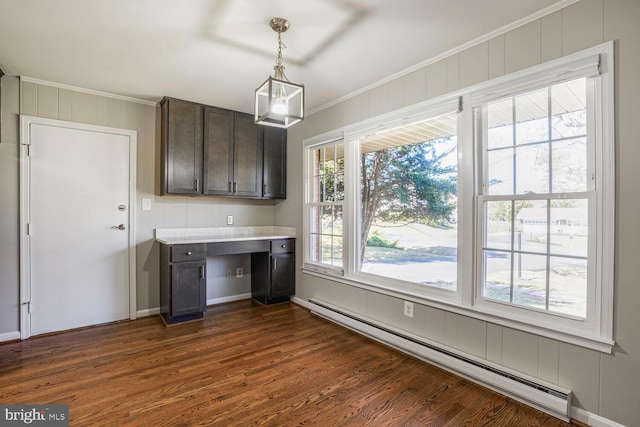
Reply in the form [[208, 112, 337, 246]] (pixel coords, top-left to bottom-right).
[[0, 300, 580, 426]]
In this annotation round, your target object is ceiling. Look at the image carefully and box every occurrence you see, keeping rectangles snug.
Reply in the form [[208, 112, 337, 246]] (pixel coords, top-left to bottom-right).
[[0, 0, 568, 115]]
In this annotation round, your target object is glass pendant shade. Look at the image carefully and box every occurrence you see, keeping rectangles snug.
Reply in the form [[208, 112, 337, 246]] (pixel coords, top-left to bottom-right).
[[254, 17, 304, 129], [255, 76, 304, 128]]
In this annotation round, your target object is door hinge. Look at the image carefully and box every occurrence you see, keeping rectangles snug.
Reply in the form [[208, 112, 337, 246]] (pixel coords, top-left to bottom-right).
[[27, 223, 33, 235], [27, 144, 33, 157]]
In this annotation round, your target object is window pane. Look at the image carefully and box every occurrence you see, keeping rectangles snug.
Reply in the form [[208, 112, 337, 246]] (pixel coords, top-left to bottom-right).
[[487, 147, 513, 195], [551, 78, 587, 140], [320, 234, 334, 264], [551, 138, 587, 193], [549, 256, 587, 318], [485, 201, 512, 251], [309, 142, 345, 268], [550, 199, 588, 258], [322, 205, 334, 235], [515, 144, 549, 194], [515, 199, 548, 254], [488, 98, 513, 150], [359, 113, 458, 290], [512, 253, 547, 310], [515, 88, 549, 145], [483, 250, 511, 303]]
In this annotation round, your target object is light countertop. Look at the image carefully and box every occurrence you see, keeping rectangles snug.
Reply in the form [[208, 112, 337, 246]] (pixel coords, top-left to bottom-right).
[[155, 226, 296, 245]]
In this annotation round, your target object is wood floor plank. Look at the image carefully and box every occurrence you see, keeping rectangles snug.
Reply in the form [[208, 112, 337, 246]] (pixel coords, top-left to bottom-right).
[[0, 300, 579, 426]]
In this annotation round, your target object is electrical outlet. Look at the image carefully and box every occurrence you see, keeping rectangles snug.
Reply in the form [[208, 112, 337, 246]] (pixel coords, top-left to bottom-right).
[[404, 301, 414, 318], [227, 215, 233, 225], [236, 267, 243, 278], [226, 270, 232, 278]]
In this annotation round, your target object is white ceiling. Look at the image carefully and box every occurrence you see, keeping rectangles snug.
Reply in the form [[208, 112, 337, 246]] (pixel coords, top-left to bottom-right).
[[0, 0, 569, 115]]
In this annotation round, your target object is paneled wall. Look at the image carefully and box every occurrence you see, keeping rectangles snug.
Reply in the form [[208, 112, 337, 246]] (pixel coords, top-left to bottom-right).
[[277, 0, 640, 424], [0, 79, 278, 333]]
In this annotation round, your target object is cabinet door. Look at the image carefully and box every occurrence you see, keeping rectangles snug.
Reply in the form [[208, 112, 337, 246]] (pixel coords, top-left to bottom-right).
[[233, 112, 263, 198], [270, 253, 295, 299], [162, 98, 203, 195], [171, 261, 206, 317], [203, 106, 234, 195], [263, 127, 287, 199]]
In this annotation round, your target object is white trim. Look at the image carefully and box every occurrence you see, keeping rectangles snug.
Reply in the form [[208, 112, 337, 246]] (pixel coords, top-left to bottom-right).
[[136, 294, 252, 318], [469, 44, 608, 105], [0, 331, 20, 343], [137, 307, 160, 318], [571, 407, 626, 427], [19, 115, 138, 339], [207, 293, 251, 306], [20, 76, 158, 107], [308, 0, 582, 115]]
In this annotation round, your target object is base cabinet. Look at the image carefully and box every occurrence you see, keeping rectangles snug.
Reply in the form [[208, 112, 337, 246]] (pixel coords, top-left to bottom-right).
[[160, 243, 207, 324], [159, 238, 295, 325], [251, 239, 295, 305]]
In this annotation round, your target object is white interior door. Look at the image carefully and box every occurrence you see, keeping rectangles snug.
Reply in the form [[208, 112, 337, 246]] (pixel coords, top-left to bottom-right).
[[20, 116, 136, 337]]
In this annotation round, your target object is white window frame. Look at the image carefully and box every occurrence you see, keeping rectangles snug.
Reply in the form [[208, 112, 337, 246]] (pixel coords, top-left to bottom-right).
[[302, 41, 614, 353], [303, 135, 348, 277], [470, 42, 614, 350]]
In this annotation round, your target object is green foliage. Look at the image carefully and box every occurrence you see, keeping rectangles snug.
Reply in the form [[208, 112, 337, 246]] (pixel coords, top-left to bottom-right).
[[361, 137, 457, 227], [366, 230, 402, 249], [360, 136, 457, 262], [488, 200, 534, 222]]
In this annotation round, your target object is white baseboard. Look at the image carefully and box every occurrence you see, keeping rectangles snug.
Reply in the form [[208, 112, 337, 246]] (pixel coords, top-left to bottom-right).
[[0, 331, 20, 343], [292, 297, 623, 427], [207, 293, 251, 306], [136, 294, 252, 319], [571, 407, 626, 427], [136, 307, 160, 318]]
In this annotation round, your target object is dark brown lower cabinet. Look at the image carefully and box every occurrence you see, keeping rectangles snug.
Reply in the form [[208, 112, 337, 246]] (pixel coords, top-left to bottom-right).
[[251, 239, 296, 305], [160, 238, 296, 325], [160, 243, 207, 324]]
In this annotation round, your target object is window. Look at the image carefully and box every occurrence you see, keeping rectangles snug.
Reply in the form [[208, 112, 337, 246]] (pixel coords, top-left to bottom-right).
[[303, 42, 614, 352], [307, 142, 345, 272], [476, 78, 592, 319], [358, 113, 459, 291]]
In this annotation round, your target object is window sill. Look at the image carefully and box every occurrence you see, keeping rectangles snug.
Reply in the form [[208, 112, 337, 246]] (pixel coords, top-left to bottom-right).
[[302, 268, 614, 354]]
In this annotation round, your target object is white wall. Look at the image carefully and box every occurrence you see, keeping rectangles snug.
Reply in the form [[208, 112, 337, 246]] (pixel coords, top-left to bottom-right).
[[276, 0, 640, 425]]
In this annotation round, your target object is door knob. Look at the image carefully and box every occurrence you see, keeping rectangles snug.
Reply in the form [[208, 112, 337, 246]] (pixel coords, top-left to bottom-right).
[[113, 224, 126, 230]]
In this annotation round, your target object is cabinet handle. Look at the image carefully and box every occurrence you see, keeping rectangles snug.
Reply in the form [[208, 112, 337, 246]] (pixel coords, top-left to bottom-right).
[[263, 184, 267, 194], [199, 265, 205, 279], [228, 181, 232, 193], [273, 258, 277, 270], [233, 182, 237, 193], [281, 244, 286, 248], [195, 178, 199, 192], [186, 251, 192, 256]]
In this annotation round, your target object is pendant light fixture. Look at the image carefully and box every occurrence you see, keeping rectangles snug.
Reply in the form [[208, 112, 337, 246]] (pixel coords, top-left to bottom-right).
[[254, 17, 304, 129]]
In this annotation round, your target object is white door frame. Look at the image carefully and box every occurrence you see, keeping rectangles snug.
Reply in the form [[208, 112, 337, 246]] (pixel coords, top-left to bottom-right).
[[19, 115, 137, 339]]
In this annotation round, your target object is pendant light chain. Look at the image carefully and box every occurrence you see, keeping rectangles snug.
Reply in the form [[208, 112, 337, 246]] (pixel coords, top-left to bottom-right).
[[273, 29, 288, 81]]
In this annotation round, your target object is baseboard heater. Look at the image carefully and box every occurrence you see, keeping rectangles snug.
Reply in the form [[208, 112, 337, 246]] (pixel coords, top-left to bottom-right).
[[308, 298, 571, 422]]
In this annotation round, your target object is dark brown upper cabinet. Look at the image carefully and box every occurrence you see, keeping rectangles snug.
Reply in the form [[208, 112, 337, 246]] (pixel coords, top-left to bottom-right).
[[160, 97, 203, 195], [263, 126, 287, 199], [160, 97, 286, 200], [203, 108, 262, 198]]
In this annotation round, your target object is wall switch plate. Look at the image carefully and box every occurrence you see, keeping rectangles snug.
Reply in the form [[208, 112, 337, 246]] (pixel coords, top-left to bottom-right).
[[236, 267, 243, 278], [227, 215, 233, 225], [142, 198, 152, 211], [404, 301, 414, 318]]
